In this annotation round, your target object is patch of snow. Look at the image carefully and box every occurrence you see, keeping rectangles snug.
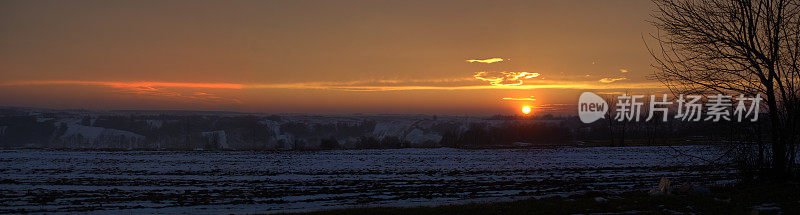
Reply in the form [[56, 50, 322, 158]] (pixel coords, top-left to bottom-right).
[[36, 117, 54, 122]]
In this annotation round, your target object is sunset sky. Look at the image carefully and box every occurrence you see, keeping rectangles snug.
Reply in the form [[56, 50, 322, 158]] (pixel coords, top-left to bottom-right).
[[0, 0, 665, 115]]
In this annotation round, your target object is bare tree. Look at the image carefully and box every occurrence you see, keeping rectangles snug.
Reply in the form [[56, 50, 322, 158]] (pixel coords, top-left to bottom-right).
[[649, 0, 800, 177]]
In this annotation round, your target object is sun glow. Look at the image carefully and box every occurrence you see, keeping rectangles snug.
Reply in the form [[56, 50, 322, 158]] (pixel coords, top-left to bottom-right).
[[521, 106, 532, 115]]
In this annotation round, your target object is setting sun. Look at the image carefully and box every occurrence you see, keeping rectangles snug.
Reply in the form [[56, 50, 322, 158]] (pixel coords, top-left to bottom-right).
[[521, 106, 532, 115]]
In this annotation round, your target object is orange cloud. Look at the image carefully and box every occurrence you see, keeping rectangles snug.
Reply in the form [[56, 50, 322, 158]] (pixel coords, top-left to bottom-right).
[[598, 77, 627, 83], [115, 86, 241, 104], [501, 96, 536, 101], [473, 71, 541, 86], [105, 82, 242, 89], [0, 80, 243, 89], [0, 80, 242, 104], [466, 58, 504, 64]]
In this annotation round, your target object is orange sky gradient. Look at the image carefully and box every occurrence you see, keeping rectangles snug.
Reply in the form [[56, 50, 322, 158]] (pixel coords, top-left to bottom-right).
[[0, 0, 663, 115]]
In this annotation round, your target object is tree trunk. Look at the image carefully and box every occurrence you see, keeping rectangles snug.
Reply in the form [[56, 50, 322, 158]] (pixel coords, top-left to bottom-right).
[[766, 86, 788, 178]]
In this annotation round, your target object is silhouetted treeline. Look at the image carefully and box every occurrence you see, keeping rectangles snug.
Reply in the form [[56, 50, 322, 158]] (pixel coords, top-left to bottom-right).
[[0, 108, 769, 150], [440, 122, 571, 147]]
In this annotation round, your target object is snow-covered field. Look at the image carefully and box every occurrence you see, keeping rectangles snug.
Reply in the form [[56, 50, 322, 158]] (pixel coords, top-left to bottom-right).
[[0, 146, 735, 214]]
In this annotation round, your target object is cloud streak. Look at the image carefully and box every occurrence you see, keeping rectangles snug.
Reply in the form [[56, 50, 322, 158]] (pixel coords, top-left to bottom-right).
[[0, 80, 242, 104], [466, 58, 504, 64], [501, 96, 536, 101], [598, 77, 627, 83], [0, 80, 243, 89], [0, 77, 663, 96], [473, 71, 540, 86], [245, 79, 662, 91]]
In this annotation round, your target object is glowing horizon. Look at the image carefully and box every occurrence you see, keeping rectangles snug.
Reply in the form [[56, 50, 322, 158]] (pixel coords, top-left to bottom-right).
[[0, 0, 659, 114]]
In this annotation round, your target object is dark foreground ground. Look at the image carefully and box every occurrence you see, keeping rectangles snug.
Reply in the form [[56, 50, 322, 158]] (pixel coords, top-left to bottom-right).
[[302, 182, 800, 215], [2, 147, 735, 213]]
